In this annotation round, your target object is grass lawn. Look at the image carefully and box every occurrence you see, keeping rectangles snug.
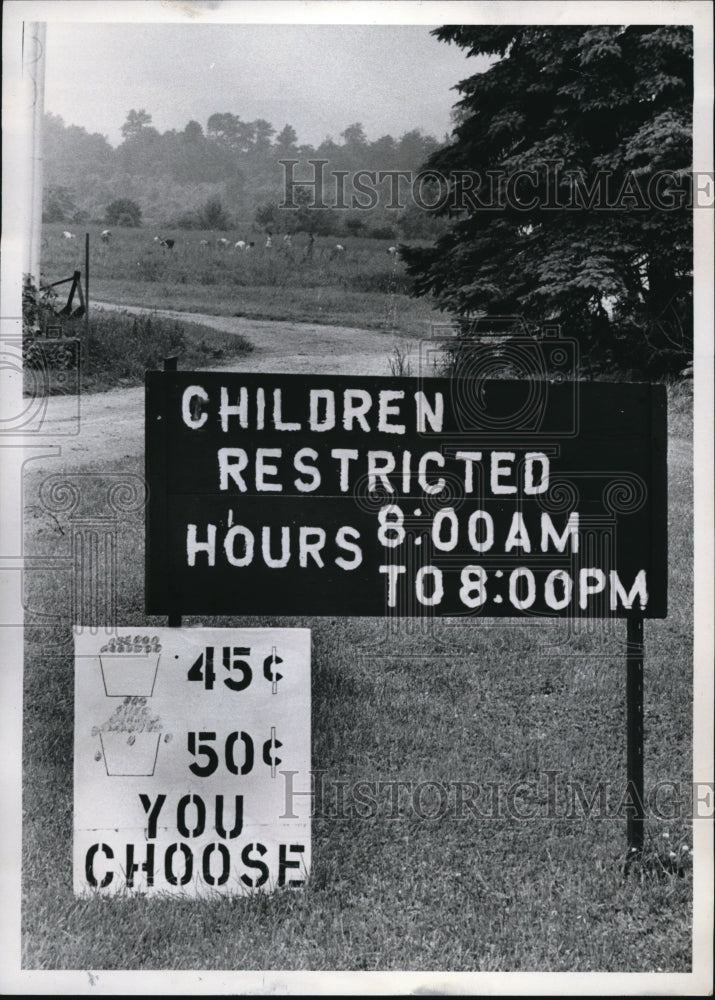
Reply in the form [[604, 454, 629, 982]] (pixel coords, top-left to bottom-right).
[[40, 224, 444, 338], [20, 382, 694, 972]]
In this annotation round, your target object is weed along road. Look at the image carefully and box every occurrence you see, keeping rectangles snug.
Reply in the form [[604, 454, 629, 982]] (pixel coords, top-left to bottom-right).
[[95, 302, 419, 377], [28, 305, 423, 474]]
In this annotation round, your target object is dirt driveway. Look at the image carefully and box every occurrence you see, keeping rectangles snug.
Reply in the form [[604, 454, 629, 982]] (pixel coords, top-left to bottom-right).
[[26, 306, 431, 474], [25, 305, 690, 480], [110, 304, 422, 376]]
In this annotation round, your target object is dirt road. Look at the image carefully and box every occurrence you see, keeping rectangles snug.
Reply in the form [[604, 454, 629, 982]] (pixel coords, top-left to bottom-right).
[[21, 305, 691, 478], [25, 306, 429, 474], [100, 303, 424, 376]]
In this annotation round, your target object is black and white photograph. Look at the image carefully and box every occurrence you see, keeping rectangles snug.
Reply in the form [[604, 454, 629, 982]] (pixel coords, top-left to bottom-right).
[[1, 0, 713, 994]]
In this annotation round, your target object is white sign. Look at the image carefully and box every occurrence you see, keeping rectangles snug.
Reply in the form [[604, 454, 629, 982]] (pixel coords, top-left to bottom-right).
[[73, 627, 310, 897]]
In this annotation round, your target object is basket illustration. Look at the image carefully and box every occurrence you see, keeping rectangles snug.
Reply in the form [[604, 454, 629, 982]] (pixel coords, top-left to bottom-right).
[[99, 731, 161, 776], [99, 653, 161, 697]]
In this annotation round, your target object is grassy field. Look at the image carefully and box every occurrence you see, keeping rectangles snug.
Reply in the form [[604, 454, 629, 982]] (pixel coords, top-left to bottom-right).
[[40, 224, 441, 336], [20, 381, 694, 973]]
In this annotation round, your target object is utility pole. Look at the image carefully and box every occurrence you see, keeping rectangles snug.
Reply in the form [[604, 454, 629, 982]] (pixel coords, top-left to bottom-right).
[[25, 21, 46, 289]]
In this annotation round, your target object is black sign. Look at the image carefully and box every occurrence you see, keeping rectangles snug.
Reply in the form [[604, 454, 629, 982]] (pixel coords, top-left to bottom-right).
[[145, 372, 667, 619]]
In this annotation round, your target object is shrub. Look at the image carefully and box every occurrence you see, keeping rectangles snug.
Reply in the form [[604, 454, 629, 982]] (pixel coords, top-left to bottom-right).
[[254, 200, 279, 230], [171, 210, 201, 229], [196, 196, 231, 231], [22, 273, 60, 338], [367, 225, 395, 240], [349, 271, 413, 295], [43, 185, 78, 223], [345, 216, 365, 236], [105, 198, 142, 227], [23, 302, 252, 394]]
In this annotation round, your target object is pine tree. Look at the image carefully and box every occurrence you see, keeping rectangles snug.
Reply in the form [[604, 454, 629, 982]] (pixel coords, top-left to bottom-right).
[[402, 26, 693, 377]]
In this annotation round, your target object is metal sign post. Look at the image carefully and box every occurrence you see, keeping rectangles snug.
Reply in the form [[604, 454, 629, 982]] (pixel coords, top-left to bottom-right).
[[626, 615, 645, 867], [84, 232, 90, 341], [163, 356, 181, 629]]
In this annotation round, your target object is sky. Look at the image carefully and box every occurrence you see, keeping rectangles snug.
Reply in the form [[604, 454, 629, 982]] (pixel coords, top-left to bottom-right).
[[43, 22, 485, 147]]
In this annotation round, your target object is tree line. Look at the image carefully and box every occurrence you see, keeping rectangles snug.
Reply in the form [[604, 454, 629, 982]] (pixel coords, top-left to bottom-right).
[[42, 110, 446, 238]]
